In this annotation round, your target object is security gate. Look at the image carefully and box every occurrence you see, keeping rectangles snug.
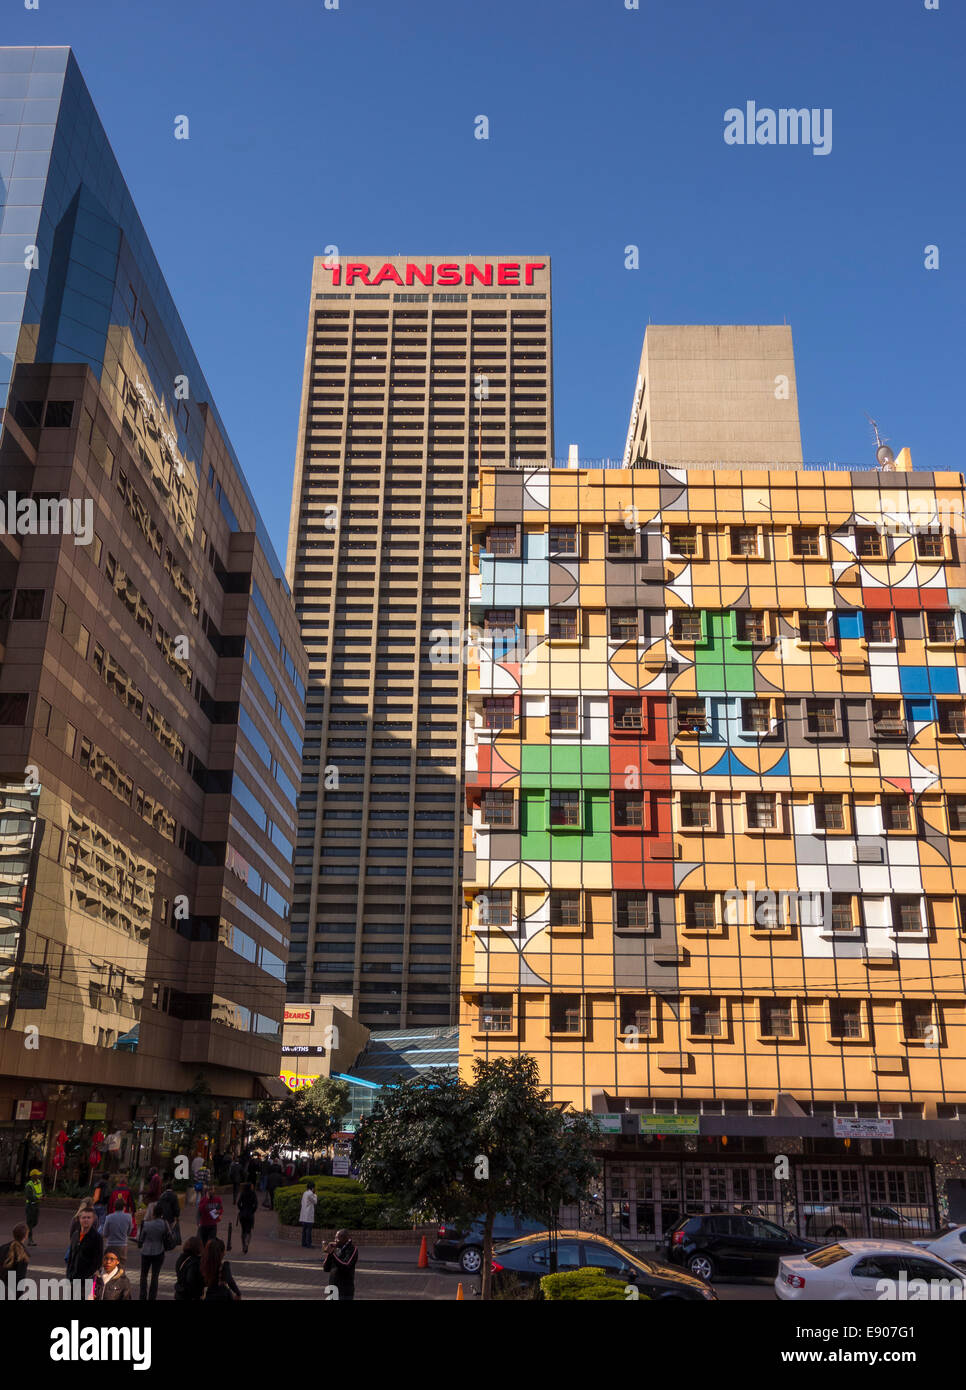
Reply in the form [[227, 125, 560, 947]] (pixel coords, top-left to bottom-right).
[[795, 1162, 936, 1241], [603, 1160, 781, 1245]]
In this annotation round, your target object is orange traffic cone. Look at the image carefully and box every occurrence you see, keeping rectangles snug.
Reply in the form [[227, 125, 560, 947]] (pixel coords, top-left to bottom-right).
[[417, 1236, 428, 1268], [456, 1282, 464, 1300]]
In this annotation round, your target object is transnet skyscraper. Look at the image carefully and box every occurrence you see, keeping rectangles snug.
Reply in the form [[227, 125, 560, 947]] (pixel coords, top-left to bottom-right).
[[285, 255, 553, 1026]]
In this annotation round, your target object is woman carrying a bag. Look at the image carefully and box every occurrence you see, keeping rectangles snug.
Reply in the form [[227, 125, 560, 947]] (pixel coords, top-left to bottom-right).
[[136, 1202, 175, 1301], [200, 1237, 240, 1301]]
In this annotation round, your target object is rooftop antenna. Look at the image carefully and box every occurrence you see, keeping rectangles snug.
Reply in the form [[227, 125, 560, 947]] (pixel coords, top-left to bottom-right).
[[865, 413, 895, 470]]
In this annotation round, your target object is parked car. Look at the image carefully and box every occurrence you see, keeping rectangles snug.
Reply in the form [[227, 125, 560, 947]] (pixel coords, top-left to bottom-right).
[[802, 1203, 932, 1242], [776, 1239, 966, 1301], [915, 1224, 966, 1272], [665, 1212, 817, 1280], [489, 1230, 716, 1300], [433, 1213, 548, 1274]]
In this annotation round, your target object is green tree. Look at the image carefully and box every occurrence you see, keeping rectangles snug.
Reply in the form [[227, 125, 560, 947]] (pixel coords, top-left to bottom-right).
[[354, 1056, 598, 1299], [252, 1078, 350, 1158]]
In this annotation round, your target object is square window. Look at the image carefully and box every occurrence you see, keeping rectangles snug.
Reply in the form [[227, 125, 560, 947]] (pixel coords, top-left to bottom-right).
[[742, 699, 771, 734], [43, 400, 74, 428], [672, 611, 702, 643], [902, 1001, 934, 1041], [872, 700, 905, 735], [609, 608, 639, 641], [882, 795, 912, 831], [549, 697, 579, 732], [612, 698, 643, 730], [12, 589, 44, 620], [668, 526, 697, 557], [614, 792, 645, 826], [549, 525, 577, 554], [730, 526, 760, 557], [829, 1000, 863, 1040], [615, 892, 651, 930], [680, 793, 712, 828], [948, 796, 966, 832], [619, 997, 652, 1034], [685, 894, 716, 929], [550, 790, 580, 826], [479, 993, 512, 1031], [928, 612, 957, 643], [478, 891, 512, 927], [855, 527, 882, 558], [814, 795, 845, 830], [736, 611, 765, 643], [893, 896, 924, 934], [792, 526, 821, 557], [866, 613, 893, 643], [482, 697, 515, 730], [549, 609, 578, 640], [607, 525, 637, 556], [939, 703, 966, 735], [549, 891, 581, 927], [747, 793, 776, 829], [799, 611, 829, 643], [486, 525, 517, 556], [761, 999, 793, 1037], [484, 608, 515, 630], [677, 700, 707, 733], [689, 997, 722, 1036], [806, 700, 838, 735], [481, 790, 514, 826], [916, 531, 944, 559], [827, 894, 855, 933], [550, 994, 582, 1033]]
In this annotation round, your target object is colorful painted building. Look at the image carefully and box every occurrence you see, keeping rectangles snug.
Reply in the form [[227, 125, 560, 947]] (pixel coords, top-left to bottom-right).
[[460, 455, 966, 1241]]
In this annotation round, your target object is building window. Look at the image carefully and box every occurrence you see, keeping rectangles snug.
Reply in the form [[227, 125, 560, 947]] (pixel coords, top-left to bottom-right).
[[761, 999, 793, 1038], [948, 796, 966, 832], [676, 699, 707, 733], [741, 699, 771, 734], [792, 526, 821, 557], [689, 998, 722, 1037], [684, 894, 716, 930], [872, 699, 905, 736], [902, 1001, 935, 1041], [672, 611, 702, 643], [619, 997, 652, 1034], [549, 891, 581, 927], [866, 613, 893, 643], [479, 891, 512, 927], [549, 790, 580, 826], [481, 790, 514, 826], [736, 610, 765, 643], [806, 700, 838, 735], [607, 525, 636, 557], [549, 609, 578, 640], [747, 793, 776, 829], [855, 527, 882, 558], [44, 400, 75, 428], [916, 531, 944, 559], [549, 697, 579, 732], [609, 608, 639, 642], [814, 794, 845, 831], [612, 698, 643, 730], [615, 892, 651, 930], [550, 994, 582, 1033], [12, 589, 45, 620], [486, 525, 517, 556], [484, 608, 516, 630], [939, 702, 966, 735], [479, 993, 512, 1031], [548, 524, 577, 554], [614, 792, 645, 827], [882, 795, 912, 831], [827, 894, 856, 934], [829, 1000, 864, 1040], [928, 611, 957, 643], [730, 526, 760, 557], [799, 611, 829, 643], [668, 526, 697, 556], [482, 697, 515, 730], [892, 896, 925, 935], [680, 793, 712, 829]]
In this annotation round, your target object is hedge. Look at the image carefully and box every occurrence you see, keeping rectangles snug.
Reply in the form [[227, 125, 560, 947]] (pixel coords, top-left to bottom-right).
[[273, 1176, 402, 1230], [540, 1268, 646, 1301]]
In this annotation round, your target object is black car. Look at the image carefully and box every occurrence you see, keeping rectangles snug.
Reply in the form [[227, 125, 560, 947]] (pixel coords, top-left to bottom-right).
[[433, 1213, 548, 1274], [490, 1230, 716, 1299], [665, 1212, 817, 1281]]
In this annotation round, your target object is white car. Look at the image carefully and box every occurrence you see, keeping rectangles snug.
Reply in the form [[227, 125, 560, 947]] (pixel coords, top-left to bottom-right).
[[915, 1225, 966, 1273], [775, 1239, 966, 1300]]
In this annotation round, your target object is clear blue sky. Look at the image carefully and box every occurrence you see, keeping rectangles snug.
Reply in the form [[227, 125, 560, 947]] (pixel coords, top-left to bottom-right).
[[8, 0, 964, 559]]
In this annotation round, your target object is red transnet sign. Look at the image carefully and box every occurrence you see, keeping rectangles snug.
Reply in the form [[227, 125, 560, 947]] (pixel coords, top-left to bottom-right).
[[325, 261, 546, 288]]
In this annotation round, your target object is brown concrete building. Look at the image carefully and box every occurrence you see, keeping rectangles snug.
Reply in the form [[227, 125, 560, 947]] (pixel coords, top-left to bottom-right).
[[0, 47, 306, 1184], [286, 254, 552, 1027], [623, 324, 803, 468]]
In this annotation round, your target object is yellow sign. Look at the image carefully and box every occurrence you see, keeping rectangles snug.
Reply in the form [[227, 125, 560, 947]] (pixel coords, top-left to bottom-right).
[[280, 1070, 322, 1092], [284, 1007, 313, 1024]]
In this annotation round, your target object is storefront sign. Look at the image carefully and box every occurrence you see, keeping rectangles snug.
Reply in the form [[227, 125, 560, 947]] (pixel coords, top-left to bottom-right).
[[280, 1070, 322, 1092], [639, 1115, 700, 1135], [832, 1118, 895, 1139], [84, 1103, 107, 1121], [332, 1157, 350, 1176], [596, 1116, 623, 1133], [232, 1110, 245, 1121], [173, 1108, 191, 1120], [284, 1007, 313, 1024], [281, 1045, 325, 1055], [14, 1100, 47, 1121], [325, 260, 547, 289]]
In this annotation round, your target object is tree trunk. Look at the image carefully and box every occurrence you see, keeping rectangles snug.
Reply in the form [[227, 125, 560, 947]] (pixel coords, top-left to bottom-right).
[[481, 1208, 495, 1301]]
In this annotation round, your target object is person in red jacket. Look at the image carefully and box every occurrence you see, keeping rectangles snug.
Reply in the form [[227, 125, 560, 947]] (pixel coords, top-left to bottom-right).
[[197, 1186, 224, 1246]]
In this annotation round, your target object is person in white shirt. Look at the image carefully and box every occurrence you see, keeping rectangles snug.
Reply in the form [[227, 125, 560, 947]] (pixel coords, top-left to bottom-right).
[[299, 1182, 317, 1249]]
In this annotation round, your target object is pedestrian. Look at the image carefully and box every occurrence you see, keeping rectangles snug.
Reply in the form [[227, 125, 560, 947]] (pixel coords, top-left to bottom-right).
[[66, 1208, 103, 1289], [265, 1165, 284, 1210], [146, 1167, 162, 1205], [111, 1173, 135, 1222], [174, 1235, 204, 1301], [91, 1249, 133, 1301], [136, 1201, 170, 1301], [189, 1154, 204, 1205], [101, 1194, 133, 1260], [229, 1156, 244, 1205], [23, 1169, 42, 1246], [197, 1185, 224, 1245], [200, 1236, 241, 1301], [68, 1199, 95, 1241], [322, 1230, 359, 1301], [91, 1172, 110, 1233], [156, 1178, 181, 1244], [236, 1183, 257, 1254], [0, 1223, 30, 1289], [298, 1181, 317, 1248]]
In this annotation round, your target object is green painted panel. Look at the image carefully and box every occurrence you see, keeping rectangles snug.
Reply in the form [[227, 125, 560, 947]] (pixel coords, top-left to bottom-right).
[[519, 743, 611, 788], [695, 611, 754, 693], [519, 790, 612, 862]]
